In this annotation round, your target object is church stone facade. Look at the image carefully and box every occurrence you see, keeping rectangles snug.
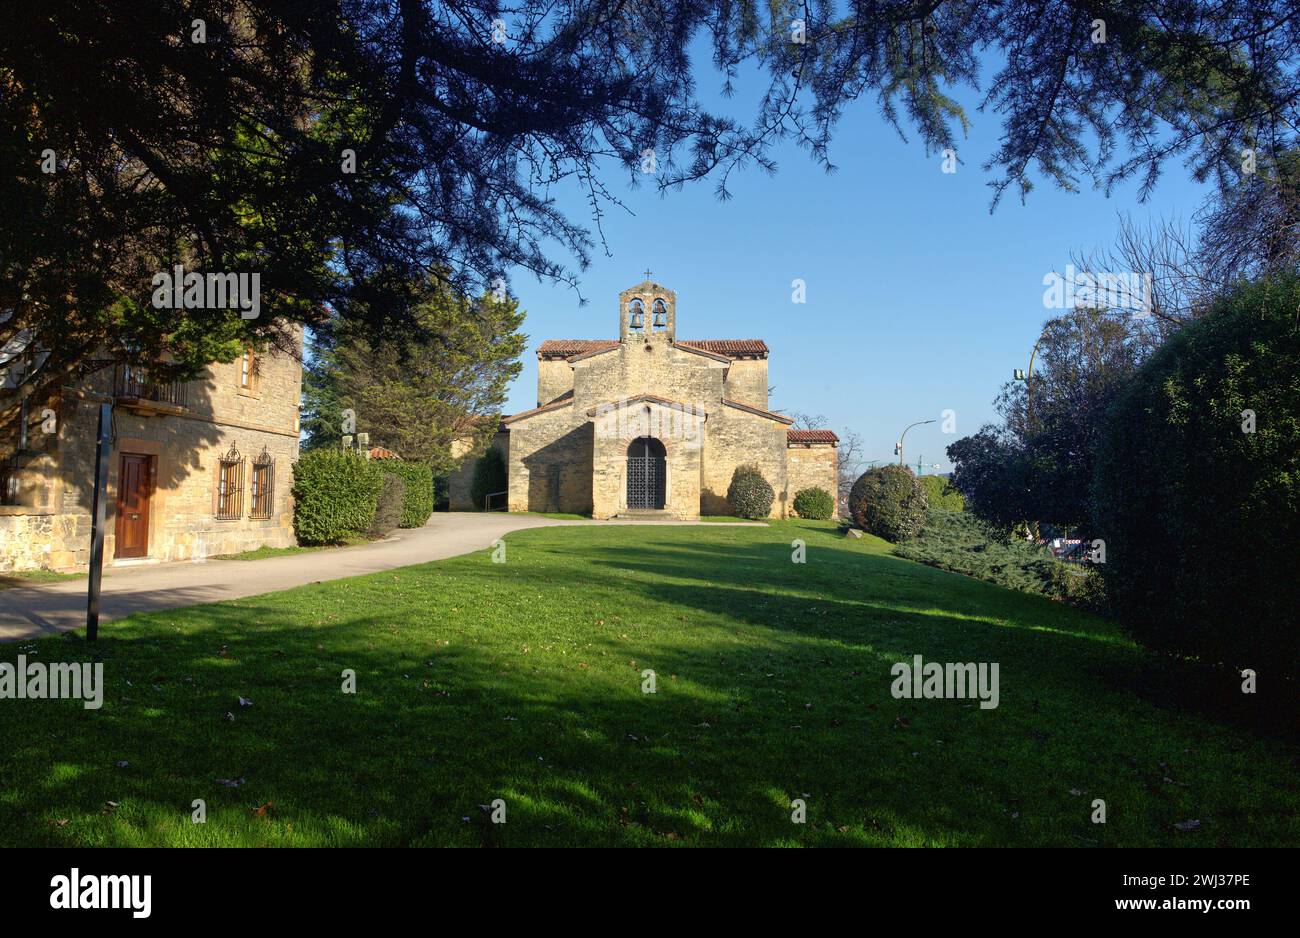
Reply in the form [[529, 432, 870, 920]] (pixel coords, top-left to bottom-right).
[[451, 280, 837, 519]]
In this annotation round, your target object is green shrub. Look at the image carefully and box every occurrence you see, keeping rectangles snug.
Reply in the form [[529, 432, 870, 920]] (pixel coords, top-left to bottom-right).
[[849, 464, 928, 541], [920, 474, 964, 511], [380, 460, 435, 527], [1092, 275, 1300, 691], [291, 449, 383, 544], [368, 473, 405, 537], [727, 464, 775, 519], [895, 509, 1105, 609], [792, 486, 835, 520], [470, 447, 508, 510]]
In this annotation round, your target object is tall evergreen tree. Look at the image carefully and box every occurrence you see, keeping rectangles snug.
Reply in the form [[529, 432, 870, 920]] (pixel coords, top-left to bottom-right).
[[302, 279, 525, 471]]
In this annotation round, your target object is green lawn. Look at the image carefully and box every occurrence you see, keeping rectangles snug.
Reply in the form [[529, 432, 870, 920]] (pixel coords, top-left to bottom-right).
[[506, 510, 590, 520], [1, 520, 1295, 846], [210, 539, 368, 562], [0, 569, 84, 589]]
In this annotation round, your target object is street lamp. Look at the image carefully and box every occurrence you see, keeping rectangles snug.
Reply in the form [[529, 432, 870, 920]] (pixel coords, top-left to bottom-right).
[[896, 419, 936, 466]]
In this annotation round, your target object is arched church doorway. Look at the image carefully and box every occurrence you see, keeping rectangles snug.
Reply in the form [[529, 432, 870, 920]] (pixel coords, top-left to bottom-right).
[[626, 437, 666, 509]]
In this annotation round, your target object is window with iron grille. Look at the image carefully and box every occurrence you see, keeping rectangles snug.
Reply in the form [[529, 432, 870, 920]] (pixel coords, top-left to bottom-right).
[[250, 447, 274, 520], [216, 444, 244, 520]]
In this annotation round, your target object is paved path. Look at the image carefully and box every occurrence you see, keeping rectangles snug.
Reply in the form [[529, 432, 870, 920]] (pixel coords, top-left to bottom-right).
[[0, 513, 760, 642]]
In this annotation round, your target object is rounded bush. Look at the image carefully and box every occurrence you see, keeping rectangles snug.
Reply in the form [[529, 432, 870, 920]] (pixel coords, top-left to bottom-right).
[[381, 460, 435, 527], [470, 447, 508, 510], [849, 464, 928, 541], [291, 449, 383, 544], [368, 473, 405, 537], [727, 464, 775, 519], [920, 474, 964, 511], [792, 486, 835, 520], [1092, 275, 1300, 689]]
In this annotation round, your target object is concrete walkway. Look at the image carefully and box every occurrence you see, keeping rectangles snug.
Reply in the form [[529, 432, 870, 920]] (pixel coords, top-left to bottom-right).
[[0, 513, 762, 642]]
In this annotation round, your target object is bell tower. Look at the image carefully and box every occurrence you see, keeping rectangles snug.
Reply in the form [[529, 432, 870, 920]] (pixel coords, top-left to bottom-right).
[[619, 278, 676, 342]]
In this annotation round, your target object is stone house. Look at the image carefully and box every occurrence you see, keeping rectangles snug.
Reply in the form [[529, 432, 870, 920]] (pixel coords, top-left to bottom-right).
[[449, 280, 837, 518], [0, 330, 302, 572]]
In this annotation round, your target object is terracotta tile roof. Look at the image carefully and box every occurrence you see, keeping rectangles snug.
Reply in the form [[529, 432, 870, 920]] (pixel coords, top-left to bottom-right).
[[367, 446, 401, 459], [787, 429, 839, 444], [537, 339, 618, 359], [536, 338, 769, 360], [676, 339, 768, 358]]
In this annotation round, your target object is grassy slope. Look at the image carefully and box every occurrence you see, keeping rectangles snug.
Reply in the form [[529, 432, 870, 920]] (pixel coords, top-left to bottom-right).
[[0, 520, 1294, 846]]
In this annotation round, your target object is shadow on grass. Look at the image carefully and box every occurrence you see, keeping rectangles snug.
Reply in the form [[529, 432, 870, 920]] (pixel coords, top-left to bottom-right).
[[1, 522, 1296, 847]]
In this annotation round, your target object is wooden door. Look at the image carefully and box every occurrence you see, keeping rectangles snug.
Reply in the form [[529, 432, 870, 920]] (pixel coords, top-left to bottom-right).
[[115, 454, 152, 558]]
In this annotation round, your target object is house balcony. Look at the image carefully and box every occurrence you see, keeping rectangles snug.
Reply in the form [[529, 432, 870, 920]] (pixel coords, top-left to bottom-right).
[[114, 366, 188, 415]]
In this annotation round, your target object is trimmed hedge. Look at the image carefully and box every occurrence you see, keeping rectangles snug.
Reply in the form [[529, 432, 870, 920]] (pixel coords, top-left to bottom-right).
[[727, 464, 775, 519], [292, 449, 382, 544], [792, 486, 835, 520], [849, 464, 928, 541], [368, 473, 405, 538], [1092, 274, 1300, 691], [470, 447, 508, 510], [920, 474, 964, 512], [380, 460, 435, 527]]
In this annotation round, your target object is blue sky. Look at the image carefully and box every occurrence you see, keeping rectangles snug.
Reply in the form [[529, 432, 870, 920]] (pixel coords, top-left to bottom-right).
[[502, 60, 1209, 473]]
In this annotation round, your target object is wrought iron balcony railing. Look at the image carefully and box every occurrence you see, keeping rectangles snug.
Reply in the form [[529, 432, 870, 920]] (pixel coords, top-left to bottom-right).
[[114, 365, 187, 409]]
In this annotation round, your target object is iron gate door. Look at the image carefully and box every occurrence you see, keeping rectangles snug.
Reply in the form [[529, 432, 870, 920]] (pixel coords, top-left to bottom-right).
[[626, 443, 666, 509]]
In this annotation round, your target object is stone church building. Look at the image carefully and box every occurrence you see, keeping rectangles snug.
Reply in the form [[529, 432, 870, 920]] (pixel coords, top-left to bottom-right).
[[452, 280, 837, 519]]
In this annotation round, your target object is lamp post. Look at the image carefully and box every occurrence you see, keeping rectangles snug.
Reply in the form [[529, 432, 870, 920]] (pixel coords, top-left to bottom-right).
[[86, 402, 112, 642], [896, 419, 936, 467]]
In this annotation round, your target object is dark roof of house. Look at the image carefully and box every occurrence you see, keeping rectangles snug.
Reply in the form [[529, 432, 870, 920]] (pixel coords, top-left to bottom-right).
[[537, 339, 769, 360], [787, 429, 839, 444]]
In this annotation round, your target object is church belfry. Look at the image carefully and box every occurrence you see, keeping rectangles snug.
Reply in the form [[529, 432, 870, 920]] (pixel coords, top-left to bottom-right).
[[619, 280, 676, 342]]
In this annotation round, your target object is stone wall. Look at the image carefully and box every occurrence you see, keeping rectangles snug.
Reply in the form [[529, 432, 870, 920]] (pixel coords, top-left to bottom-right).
[[0, 509, 92, 573], [573, 332, 727, 407], [786, 443, 839, 516], [536, 359, 573, 406], [699, 405, 790, 517], [722, 358, 769, 409], [506, 403, 592, 514], [447, 431, 508, 511]]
